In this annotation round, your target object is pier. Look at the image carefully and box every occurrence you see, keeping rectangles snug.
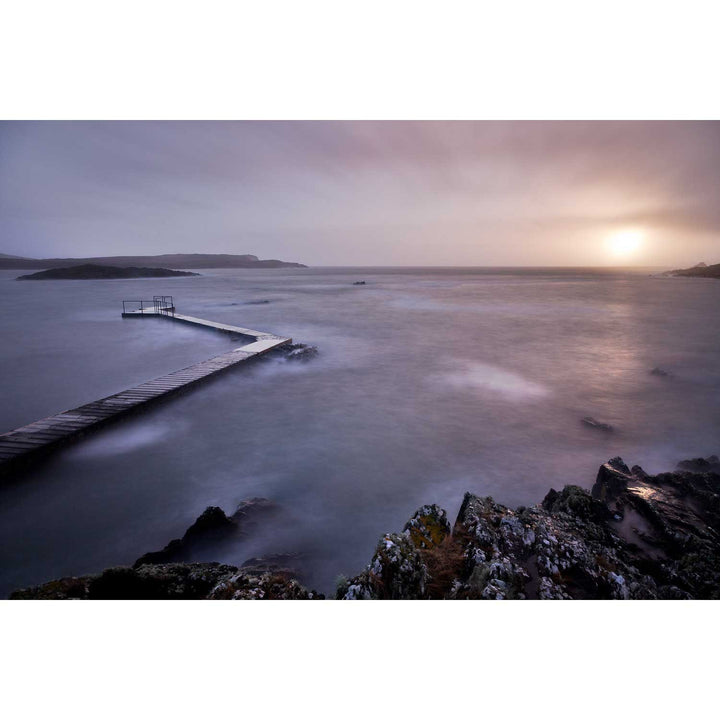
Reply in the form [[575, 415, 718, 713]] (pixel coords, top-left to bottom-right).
[[0, 298, 291, 477]]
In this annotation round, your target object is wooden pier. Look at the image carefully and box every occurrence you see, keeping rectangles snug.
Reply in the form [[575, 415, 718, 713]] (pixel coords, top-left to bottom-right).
[[0, 299, 291, 477]]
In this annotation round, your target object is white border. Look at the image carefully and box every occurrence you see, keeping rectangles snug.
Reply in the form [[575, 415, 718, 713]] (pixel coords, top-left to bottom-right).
[[2, 1, 720, 119]]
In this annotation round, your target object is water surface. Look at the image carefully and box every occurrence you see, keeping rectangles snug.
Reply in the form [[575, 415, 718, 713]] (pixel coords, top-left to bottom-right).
[[1, 267, 718, 596]]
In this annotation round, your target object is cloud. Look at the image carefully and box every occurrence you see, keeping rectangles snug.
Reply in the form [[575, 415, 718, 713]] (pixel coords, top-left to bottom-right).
[[1, 121, 718, 265]]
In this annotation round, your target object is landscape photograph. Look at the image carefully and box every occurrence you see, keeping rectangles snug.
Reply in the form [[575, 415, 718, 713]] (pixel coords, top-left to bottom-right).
[[3, 3, 719, 719], [1, 120, 719, 601]]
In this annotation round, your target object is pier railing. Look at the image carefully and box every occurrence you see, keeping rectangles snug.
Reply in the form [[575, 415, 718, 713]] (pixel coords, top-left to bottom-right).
[[122, 296, 174, 316], [153, 295, 174, 316]]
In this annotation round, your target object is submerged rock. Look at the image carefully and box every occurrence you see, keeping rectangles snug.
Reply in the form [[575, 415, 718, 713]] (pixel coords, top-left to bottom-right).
[[581, 416, 614, 432], [275, 343, 319, 362]]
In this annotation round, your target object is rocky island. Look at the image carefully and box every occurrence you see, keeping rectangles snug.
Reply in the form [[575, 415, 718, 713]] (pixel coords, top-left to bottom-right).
[[16, 264, 200, 280], [662, 261, 720, 279], [12, 454, 720, 600]]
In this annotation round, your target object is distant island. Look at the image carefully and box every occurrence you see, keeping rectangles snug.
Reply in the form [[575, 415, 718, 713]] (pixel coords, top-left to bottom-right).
[[0, 253, 307, 270], [663, 261, 720, 279], [17, 264, 200, 281]]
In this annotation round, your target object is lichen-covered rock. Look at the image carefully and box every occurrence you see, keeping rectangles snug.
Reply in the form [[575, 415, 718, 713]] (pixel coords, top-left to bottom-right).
[[343, 455, 720, 600], [449, 494, 532, 599], [208, 571, 321, 599], [542, 485, 611, 523], [338, 532, 429, 599], [403, 504, 451, 549], [11, 562, 323, 600]]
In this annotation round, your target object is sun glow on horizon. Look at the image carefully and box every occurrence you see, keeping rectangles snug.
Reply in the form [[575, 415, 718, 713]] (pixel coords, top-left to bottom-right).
[[605, 230, 644, 259]]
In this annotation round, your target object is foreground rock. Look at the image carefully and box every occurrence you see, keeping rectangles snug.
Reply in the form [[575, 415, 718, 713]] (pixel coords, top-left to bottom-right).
[[11, 563, 322, 600], [133, 498, 277, 566], [12, 456, 720, 599], [16, 264, 200, 280], [337, 455, 720, 599]]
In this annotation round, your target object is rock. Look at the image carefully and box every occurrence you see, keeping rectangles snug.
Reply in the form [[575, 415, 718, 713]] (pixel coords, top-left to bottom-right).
[[12, 563, 323, 600], [542, 484, 612, 522], [240, 553, 303, 579], [581, 416, 614, 432], [207, 571, 322, 600], [337, 532, 429, 599], [231, 497, 278, 526], [134, 498, 277, 568], [275, 343, 319, 362], [676, 456, 720, 474], [403, 504, 451, 549], [343, 454, 720, 600], [591, 457, 633, 501]]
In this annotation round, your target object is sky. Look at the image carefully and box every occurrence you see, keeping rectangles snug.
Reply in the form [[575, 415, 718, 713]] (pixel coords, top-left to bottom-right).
[[1, 121, 718, 266]]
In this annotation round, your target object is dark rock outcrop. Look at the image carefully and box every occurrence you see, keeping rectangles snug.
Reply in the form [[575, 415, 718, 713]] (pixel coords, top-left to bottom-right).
[[676, 455, 720, 474], [11, 563, 322, 600], [133, 498, 277, 567]]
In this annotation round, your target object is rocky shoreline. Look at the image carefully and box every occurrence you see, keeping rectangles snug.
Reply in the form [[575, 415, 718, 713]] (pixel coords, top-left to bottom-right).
[[11, 455, 720, 599]]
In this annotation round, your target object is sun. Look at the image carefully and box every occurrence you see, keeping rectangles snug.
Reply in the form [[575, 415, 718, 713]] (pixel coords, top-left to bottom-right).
[[605, 230, 643, 258]]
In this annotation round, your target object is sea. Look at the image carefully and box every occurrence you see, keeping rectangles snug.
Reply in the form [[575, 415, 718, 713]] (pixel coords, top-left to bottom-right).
[[0, 266, 718, 596]]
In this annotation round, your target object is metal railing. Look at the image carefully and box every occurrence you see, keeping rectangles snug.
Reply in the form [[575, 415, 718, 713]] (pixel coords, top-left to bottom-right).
[[122, 296, 174, 316], [153, 295, 174, 316]]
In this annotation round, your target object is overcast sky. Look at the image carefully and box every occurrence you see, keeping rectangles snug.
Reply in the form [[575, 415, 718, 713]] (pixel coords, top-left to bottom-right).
[[1, 121, 718, 266]]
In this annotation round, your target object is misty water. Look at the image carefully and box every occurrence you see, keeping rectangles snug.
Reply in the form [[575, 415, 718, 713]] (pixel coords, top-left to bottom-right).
[[1, 267, 719, 597]]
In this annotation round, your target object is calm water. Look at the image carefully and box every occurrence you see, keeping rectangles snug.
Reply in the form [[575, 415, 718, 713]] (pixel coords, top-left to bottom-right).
[[1, 267, 719, 596]]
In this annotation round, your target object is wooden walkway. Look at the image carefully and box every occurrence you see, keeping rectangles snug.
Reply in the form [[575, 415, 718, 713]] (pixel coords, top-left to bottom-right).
[[0, 306, 291, 477]]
